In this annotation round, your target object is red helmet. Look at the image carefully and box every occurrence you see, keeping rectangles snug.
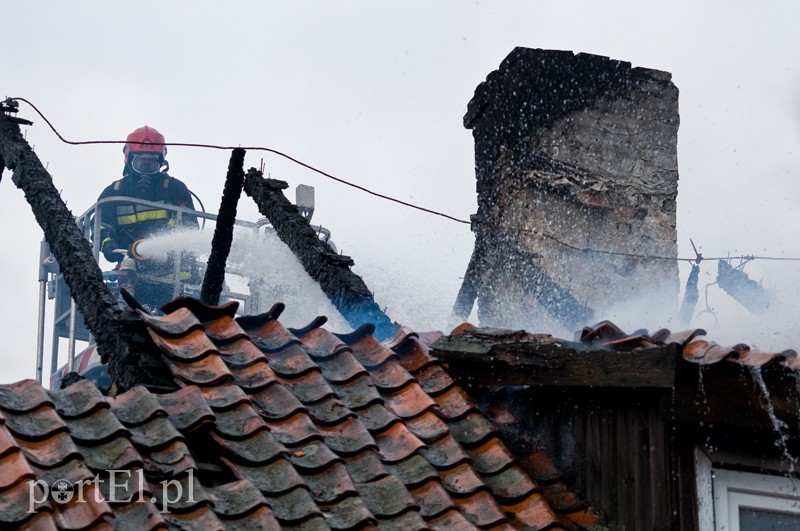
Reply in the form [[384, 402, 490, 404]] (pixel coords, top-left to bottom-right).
[[123, 126, 167, 163]]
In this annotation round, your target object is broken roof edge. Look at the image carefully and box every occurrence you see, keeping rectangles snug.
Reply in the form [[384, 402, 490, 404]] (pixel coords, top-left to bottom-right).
[[464, 46, 674, 129]]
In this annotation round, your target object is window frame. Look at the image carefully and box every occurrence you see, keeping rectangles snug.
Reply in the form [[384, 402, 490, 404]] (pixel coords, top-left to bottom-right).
[[696, 448, 800, 531]]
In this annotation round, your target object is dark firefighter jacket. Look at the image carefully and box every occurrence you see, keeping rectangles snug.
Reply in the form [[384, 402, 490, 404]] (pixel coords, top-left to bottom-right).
[[97, 173, 199, 277]]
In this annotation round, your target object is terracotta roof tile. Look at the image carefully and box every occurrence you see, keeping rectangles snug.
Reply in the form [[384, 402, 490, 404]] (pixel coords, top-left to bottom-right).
[[211, 428, 286, 466], [432, 385, 479, 420], [450, 412, 496, 448], [0, 449, 35, 490], [276, 370, 336, 404], [0, 479, 53, 526], [334, 372, 383, 410], [501, 493, 561, 530], [261, 485, 322, 524], [373, 422, 426, 462], [205, 478, 271, 519], [63, 407, 129, 445], [263, 411, 321, 447], [438, 461, 489, 496], [214, 403, 269, 440], [356, 474, 419, 517], [481, 465, 539, 501], [285, 441, 340, 473], [304, 395, 354, 426], [318, 494, 377, 529], [357, 402, 400, 433], [199, 381, 251, 411], [419, 433, 470, 469], [153, 386, 214, 432], [316, 416, 377, 456], [466, 437, 517, 475], [107, 387, 163, 425], [216, 337, 271, 368], [377, 509, 433, 530], [0, 380, 54, 413], [109, 500, 169, 530], [249, 383, 306, 420], [46, 378, 107, 418], [262, 343, 320, 378], [136, 306, 203, 337], [202, 313, 249, 345], [302, 460, 357, 503], [408, 478, 457, 518], [404, 410, 450, 443], [159, 506, 224, 530], [413, 363, 456, 396], [140, 440, 195, 478], [342, 448, 388, 483], [15, 510, 58, 531], [160, 350, 234, 387], [455, 489, 508, 527], [384, 453, 439, 488], [16, 431, 81, 469], [382, 382, 438, 419], [8, 298, 570, 529], [0, 422, 16, 458], [314, 349, 369, 385], [127, 415, 183, 451], [3, 404, 68, 441], [52, 482, 113, 530], [428, 508, 481, 530]]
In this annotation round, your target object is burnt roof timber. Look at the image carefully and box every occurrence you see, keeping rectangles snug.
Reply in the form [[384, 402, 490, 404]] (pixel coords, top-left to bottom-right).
[[0, 115, 170, 391], [432, 335, 678, 388], [201, 148, 245, 305], [242, 169, 396, 339]]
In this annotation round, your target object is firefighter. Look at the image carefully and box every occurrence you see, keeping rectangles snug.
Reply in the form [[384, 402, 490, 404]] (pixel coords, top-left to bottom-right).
[[97, 125, 199, 310]]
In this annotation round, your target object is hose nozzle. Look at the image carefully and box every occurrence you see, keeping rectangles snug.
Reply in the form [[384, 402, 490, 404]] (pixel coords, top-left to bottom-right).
[[130, 240, 147, 260]]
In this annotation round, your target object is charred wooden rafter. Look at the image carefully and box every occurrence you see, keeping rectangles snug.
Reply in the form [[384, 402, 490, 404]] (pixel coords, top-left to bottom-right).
[[243, 169, 396, 339], [201, 148, 245, 305], [717, 260, 772, 314], [0, 113, 170, 391]]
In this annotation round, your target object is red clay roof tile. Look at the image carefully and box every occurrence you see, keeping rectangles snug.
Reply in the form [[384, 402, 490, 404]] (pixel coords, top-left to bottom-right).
[[373, 422, 426, 463], [466, 437, 517, 475], [408, 478, 457, 518], [16, 431, 81, 470], [302, 460, 357, 503], [455, 489, 508, 527], [318, 493, 377, 529], [438, 461, 489, 496], [0, 380, 54, 413], [404, 410, 450, 443], [0, 449, 35, 490], [7, 298, 573, 529], [500, 492, 561, 530], [136, 306, 203, 338], [210, 429, 285, 467], [428, 507, 481, 530]]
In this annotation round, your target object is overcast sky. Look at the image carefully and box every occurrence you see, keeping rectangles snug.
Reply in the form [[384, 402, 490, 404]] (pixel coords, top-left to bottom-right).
[[3, 1, 800, 384]]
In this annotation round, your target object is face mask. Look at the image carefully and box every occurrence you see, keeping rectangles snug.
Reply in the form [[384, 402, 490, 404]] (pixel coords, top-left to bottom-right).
[[130, 153, 162, 175]]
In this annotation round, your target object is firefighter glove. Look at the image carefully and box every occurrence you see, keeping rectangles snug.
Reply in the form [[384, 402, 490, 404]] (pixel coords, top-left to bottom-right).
[[101, 238, 125, 262]]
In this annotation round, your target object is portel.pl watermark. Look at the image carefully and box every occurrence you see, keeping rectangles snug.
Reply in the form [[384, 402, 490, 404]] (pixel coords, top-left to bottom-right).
[[28, 469, 195, 514]]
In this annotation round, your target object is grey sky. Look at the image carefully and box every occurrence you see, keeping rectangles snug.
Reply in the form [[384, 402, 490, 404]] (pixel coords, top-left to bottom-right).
[[3, 1, 800, 383]]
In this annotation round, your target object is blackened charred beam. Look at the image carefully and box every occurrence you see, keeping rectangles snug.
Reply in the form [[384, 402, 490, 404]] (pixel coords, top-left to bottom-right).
[[201, 148, 245, 305], [452, 239, 484, 321], [243, 169, 397, 339], [0, 116, 171, 392], [717, 260, 772, 314], [679, 263, 700, 325]]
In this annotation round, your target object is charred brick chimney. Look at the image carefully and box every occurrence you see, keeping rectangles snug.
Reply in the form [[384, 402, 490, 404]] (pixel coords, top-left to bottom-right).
[[457, 48, 679, 332]]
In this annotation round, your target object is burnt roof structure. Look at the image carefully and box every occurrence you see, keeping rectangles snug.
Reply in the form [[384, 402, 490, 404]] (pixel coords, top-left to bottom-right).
[[0, 298, 601, 529]]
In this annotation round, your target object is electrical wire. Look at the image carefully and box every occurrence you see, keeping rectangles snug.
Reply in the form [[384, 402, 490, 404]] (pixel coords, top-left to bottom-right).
[[10, 96, 800, 265]]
